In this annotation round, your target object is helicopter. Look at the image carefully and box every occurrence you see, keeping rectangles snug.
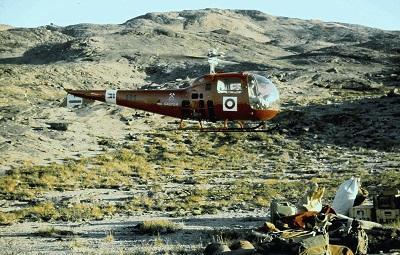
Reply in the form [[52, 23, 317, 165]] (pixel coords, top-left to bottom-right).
[[65, 50, 280, 131]]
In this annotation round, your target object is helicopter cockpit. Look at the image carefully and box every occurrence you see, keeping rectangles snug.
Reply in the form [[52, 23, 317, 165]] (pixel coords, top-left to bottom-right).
[[248, 74, 280, 110]]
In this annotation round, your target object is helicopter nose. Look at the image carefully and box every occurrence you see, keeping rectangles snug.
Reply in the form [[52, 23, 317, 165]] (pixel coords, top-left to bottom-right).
[[248, 74, 280, 111], [263, 82, 280, 109]]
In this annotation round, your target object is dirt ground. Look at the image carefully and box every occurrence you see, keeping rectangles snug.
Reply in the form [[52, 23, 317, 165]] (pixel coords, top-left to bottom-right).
[[0, 212, 267, 254]]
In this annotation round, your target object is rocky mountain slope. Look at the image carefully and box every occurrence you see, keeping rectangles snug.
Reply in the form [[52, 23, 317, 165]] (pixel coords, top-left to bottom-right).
[[0, 9, 399, 254], [1, 9, 399, 170]]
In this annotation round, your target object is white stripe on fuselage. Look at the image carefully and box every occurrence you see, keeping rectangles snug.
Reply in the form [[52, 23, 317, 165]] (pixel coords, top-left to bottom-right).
[[105, 90, 118, 104]]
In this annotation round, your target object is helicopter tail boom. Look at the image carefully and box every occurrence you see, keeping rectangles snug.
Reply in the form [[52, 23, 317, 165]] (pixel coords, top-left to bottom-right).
[[64, 89, 184, 119]]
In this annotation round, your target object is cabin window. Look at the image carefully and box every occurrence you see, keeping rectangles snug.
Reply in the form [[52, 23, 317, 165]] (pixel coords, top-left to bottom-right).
[[191, 93, 199, 100], [205, 83, 212, 91], [200, 93, 203, 99], [216, 78, 242, 94]]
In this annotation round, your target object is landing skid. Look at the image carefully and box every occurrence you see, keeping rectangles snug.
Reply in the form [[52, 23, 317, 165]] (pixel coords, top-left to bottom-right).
[[200, 127, 267, 132], [167, 121, 267, 132]]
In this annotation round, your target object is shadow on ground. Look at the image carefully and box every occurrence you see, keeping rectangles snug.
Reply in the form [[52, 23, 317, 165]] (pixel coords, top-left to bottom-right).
[[271, 95, 400, 151], [0, 40, 98, 65]]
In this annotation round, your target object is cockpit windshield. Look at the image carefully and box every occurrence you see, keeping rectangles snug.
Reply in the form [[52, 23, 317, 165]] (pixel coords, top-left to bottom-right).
[[248, 74, 280, 110]]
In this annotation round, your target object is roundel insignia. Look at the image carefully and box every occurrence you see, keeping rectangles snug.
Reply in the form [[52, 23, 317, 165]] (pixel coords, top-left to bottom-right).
[[223, 96, 237, 111], [225, 99, 235, 109]]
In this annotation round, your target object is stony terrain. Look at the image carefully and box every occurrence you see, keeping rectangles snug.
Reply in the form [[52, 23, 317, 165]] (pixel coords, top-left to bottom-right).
[[0, 9, 399, 254]]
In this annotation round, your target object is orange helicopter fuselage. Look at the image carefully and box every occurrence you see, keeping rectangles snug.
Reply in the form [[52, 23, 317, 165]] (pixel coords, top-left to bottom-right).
[[66, 72, 280, 122]]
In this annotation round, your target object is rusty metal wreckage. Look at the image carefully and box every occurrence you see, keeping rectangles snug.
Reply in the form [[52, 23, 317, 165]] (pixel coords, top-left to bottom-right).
[[66, 50, 280, 131]]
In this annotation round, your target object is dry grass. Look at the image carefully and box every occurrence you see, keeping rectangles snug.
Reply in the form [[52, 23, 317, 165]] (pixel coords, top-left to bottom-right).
[[0, 211, 17, 225], [1, 130, 399, 224], [104, 231, 114, 242], [35, 227, 75, 237], [137, 219, 182, 235], [67, 237, 87, 251]]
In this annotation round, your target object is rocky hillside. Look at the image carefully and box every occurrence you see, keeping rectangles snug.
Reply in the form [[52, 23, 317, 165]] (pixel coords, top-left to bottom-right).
[[1, 9, 400, 254]]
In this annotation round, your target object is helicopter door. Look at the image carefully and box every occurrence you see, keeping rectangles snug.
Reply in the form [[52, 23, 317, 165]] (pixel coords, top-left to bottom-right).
[[181, 100, 192, 119], [198, 98, 206, 119], [191, 92, 206, 120], [216, 78, 242, 113]]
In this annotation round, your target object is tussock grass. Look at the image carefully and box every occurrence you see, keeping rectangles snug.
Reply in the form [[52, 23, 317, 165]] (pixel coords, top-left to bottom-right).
[[1, 130, 399, 224], [0, 202, 109, 223], [0, 149, 156, 200], [137, 219, 182, 235], [126, 194, 156, 212], [29, 201, 60, 221], [35, 226, 75, 237], [104, 231, 114, 242], [0, 211, 18, 225], [59, 203, 104, 221], [68, 237, 87, 250]]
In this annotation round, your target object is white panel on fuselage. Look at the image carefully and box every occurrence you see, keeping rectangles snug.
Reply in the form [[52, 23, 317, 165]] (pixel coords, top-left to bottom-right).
[[67, 94, 83, 108], [105, 90, 118, 104], [223, 96, 237, 111]]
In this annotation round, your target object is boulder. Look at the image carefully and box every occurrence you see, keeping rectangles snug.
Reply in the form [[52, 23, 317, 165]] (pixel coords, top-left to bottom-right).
[[326, 67, 338, 73], [204, 243, 231, 255], [387, 88, 400, 97], [46, 122, 69, 131]]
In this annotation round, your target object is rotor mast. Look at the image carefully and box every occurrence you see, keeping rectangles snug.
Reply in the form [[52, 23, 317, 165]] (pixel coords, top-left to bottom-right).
[[207, 49, 224, 74]]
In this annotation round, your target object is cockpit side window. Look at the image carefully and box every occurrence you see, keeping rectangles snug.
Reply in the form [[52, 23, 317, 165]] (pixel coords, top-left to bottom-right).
[[248, 76, 259, 98], [216, 78, 242, 94]]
